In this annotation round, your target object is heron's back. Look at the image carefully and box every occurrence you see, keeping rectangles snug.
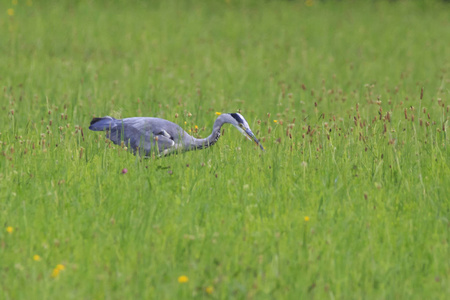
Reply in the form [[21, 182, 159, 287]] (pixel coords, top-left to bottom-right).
[[121, 117, 186, 141]]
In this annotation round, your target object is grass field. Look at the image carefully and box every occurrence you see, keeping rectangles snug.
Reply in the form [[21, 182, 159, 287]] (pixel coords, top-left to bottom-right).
[[1, 0, 449, 299]]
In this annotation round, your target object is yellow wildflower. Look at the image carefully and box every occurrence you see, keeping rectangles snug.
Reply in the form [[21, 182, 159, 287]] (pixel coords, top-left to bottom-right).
[[51, 264, 65, 278], [33, 255, 41, 261], [304, 216, 310, 222], [7, 8, 14, 16], [215, 112, 222, 115], [51, 268, 60, 278], [6, 226, 14, 234], [178, 275, 189, 283], [194, 125, 198, 129], [273, 120, 278, 123], [205, 286, 214, 294]]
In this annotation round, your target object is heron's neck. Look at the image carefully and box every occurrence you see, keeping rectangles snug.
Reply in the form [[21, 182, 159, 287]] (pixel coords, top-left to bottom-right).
[[192, 117, 224, 149]]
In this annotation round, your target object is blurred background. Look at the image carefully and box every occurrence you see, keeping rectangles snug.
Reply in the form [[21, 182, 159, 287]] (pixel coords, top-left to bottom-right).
[[2, 0, 449, 128]]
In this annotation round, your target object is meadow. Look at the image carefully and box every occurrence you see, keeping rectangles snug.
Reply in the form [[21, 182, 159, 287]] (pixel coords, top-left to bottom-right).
[[1, 0, 449, 299]]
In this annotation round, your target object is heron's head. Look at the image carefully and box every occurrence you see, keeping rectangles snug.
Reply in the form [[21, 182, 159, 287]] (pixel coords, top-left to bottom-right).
[[222, 113, 264, 151]]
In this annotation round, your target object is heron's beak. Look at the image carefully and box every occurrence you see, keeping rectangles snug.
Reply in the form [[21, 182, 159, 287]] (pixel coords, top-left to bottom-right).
[[243, 128, 265, 151]]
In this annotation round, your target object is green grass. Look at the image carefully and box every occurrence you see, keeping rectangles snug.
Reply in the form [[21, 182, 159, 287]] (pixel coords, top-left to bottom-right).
[[1, 0, 449, 299]]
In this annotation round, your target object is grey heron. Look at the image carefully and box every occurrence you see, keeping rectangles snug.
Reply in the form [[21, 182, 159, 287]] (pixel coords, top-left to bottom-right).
[[89, 113, 264, 156]]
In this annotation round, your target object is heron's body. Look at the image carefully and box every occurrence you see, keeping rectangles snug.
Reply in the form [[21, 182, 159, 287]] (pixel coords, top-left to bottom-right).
[[89, 113, 263, 156]]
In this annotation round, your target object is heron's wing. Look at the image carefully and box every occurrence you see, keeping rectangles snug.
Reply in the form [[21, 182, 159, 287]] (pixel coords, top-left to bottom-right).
[[153, 133, 178, 155], [107, 118, 180, 155], [108, 122, 151, 154]]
